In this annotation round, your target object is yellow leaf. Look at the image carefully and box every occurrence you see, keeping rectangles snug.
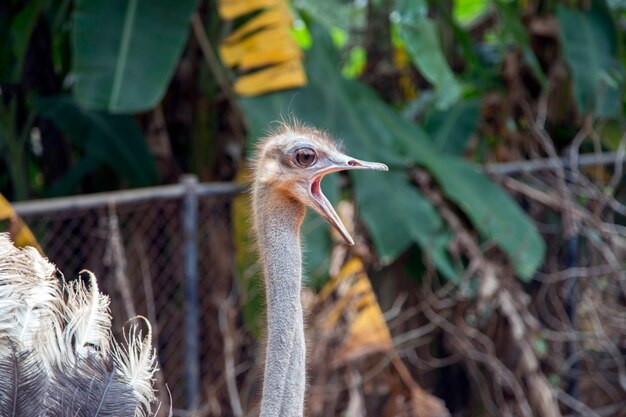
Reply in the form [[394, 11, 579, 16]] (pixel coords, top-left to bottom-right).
[[222, 6, 291, 44], [218, 0, 283, 20], [13, 227, 41, 253], [337, 299, 393, 364], [220, 26, 302, 70], [233, 164, 253, 272], [239, 43, 301, 70], [0, 194, 15, 219], [218, 0, 307, 95], [318, 257, 361, 303], [218, 0, 281, 19], [0, 193, 43, 254], [232, 165, 264, 336], [234, 59, 307, 96], [318, 257, 393, 366], [393, 47, 417, 100]]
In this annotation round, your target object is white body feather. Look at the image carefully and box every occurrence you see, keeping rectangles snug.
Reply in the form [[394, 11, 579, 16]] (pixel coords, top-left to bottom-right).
[[0, 234, 157, 417]]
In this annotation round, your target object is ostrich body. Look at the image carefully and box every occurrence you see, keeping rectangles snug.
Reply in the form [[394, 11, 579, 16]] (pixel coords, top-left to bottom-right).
[[0, 234, 157, 417], [251, 124, 388, 417]]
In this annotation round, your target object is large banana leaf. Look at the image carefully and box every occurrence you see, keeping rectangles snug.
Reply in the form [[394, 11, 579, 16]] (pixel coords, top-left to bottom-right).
[[72, 0, 197, 113], [557, 0, 623, 119], [356, 78, 545, 281], [37, 96, 158, 191], [240, 24, 545, 282], [353, 171, 458, 281]]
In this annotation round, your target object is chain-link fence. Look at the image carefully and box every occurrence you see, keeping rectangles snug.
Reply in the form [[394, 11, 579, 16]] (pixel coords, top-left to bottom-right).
[[13, 177, 244, 413]]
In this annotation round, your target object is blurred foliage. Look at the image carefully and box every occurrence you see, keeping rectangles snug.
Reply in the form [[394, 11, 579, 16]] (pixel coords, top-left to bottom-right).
[[72, 0, 198, 112], [37, 95, 159, 194], [241, 25, 545, 281], [0, 193, 42, 252], [557, 0, 623, 118], [395, 0, 463, 108]]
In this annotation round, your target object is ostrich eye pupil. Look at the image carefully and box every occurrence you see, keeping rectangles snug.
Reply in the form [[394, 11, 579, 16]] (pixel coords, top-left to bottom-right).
[[294, 148, 316, 167]]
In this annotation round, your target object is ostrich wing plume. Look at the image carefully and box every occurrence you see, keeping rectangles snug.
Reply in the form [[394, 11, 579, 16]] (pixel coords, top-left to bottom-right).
[[0, 233, 157, 417]]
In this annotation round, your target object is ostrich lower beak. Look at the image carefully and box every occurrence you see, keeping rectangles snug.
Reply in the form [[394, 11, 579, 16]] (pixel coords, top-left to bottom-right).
[[310, 155, 388, 245]]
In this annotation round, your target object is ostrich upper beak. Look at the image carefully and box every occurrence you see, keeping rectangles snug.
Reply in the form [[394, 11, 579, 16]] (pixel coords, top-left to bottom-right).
[[309, 152, 388, 245]]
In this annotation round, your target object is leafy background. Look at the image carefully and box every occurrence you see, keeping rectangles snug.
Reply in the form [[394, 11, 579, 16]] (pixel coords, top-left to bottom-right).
[[2, 0, 626, 416]]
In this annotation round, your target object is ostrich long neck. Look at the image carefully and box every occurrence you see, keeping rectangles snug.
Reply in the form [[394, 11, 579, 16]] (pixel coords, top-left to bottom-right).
[[253, 185, 306, 417]]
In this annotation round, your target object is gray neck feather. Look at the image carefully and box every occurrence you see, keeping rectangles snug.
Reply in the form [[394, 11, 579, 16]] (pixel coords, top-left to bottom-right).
[[253, 185, 306, 417]]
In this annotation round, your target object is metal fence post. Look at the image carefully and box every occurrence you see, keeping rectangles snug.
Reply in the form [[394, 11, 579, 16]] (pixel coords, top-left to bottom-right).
[[182, 175, 200, 409]]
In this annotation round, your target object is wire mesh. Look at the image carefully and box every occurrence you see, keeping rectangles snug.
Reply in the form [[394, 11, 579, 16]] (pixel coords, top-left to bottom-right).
[[16, 183, 240, 412]]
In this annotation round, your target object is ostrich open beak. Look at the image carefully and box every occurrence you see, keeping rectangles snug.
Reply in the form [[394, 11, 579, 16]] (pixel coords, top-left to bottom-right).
[[309, 153, 388, 245]]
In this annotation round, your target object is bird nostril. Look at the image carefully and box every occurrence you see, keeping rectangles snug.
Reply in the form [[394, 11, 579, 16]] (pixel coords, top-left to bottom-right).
[[348, 160, 359, 166]]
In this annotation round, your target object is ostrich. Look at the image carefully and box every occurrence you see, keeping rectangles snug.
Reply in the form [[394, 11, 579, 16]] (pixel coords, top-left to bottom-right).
[[0, 233, 157, 417], [251, 123, 388, 417]]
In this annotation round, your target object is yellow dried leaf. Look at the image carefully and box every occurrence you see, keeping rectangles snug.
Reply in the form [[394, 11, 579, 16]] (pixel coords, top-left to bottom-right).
[[239, 45, 301, 70], [13, 227, 42, 253], [336, 299, 393, 364], [218, 0, 307, 95], [234, 59, 307, 96], [0, 193, 43, 254], [221, 26, 301, 70], [233, 164, 252, 271], [318, 257, 362, 302], [0, 194, 15, 219], [232, 164, 264, 335], [318, 257, 393, 366], [319, 254, 450, 415], [217, 0, 281, 20], [222, 6, 291, 44]]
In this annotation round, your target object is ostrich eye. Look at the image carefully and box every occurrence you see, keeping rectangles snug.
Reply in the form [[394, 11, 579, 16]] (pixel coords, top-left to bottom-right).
[[293, 147, 317, 167]]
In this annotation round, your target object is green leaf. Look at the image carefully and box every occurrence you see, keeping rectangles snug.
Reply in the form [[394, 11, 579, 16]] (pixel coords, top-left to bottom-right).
[[454, 0, 489, 26], [423, 98, 481, 155], [37, 95, 159, 188], [348, 79, 545, 280], [294, 0, 355, 32], [354, 171, 458, 281], [71, 0, 197, 113], [395, 0, 462, 109], [557, 0, 623, 118], [427, 157, 545, 281], [430, 2, 481, 76]]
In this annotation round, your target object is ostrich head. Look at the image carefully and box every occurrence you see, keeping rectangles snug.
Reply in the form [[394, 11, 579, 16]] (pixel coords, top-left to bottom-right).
[[253, 123, 388, 245]]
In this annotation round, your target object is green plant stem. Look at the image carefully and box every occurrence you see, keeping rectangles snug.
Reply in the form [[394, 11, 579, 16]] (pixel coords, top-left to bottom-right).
[[190, 12, 245, 134]]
